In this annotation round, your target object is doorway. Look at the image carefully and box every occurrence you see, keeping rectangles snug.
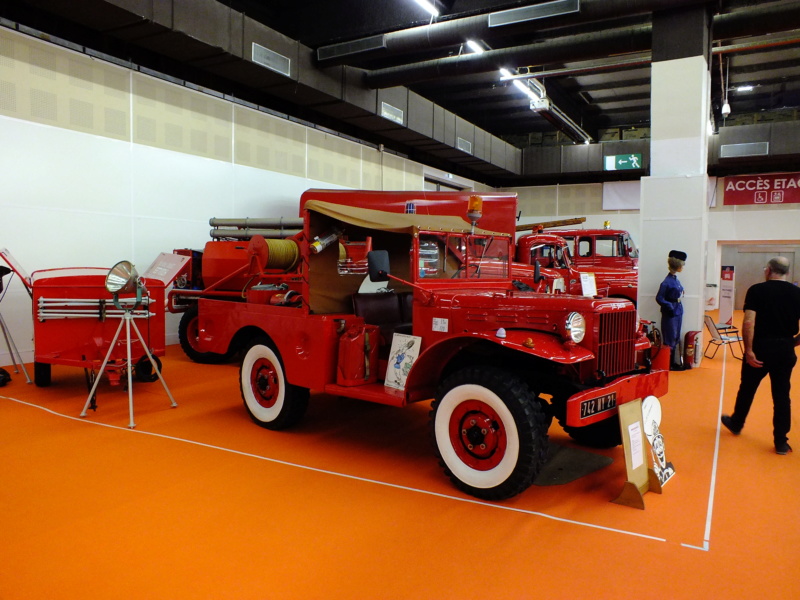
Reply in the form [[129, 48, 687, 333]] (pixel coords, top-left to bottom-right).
[[720, 245, 799, 309]]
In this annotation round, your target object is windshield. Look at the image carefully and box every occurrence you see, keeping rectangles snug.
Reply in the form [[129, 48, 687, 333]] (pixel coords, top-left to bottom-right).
[[528, 243, 568, 269], [418, 233, 510, 280], [622, 233, 639, 258]]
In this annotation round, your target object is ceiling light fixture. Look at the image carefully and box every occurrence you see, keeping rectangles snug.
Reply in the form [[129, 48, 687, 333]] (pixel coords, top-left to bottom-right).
[[501, 67, 592, 144], [736, 85, 754, 92], [719, 53, 731, 119], [501, 68, 544, 100], [465, 40, 485, 54], [412, 0, 439, 17]]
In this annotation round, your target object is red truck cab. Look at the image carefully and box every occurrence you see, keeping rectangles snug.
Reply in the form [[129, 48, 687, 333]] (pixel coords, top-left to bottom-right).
[[546, 228, 639, 271]]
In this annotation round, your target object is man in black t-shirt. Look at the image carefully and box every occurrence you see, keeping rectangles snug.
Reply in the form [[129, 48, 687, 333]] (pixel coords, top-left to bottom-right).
[[721, 257, 800, 455]]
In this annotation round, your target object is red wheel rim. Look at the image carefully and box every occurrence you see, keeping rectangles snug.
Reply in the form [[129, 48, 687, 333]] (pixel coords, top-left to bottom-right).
[[448, 399, 507, 470], [250, 357, 280, 408], [187, 316, 202, 351]]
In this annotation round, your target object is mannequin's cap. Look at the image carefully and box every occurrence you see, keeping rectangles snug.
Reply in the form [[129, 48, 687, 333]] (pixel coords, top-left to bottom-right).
[[668, 250, 687, 261]]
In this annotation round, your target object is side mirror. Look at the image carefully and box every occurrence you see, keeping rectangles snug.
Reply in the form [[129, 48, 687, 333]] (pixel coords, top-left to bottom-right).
[[533, 259, 543, 284], [367, 250, 390, 282]]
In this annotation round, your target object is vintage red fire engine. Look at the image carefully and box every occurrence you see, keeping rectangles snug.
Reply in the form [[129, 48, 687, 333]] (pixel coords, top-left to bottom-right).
[[169, 190, 667, 500], [514, 232, 639, 304], [546, 227, 640, 271]]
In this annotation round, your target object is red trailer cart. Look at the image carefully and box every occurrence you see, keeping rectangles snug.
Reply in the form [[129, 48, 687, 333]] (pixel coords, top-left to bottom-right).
[[30, 253, 189, 389]]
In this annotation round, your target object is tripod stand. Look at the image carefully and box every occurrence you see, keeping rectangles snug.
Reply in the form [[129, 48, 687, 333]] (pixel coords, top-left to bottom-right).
[[0, 266, 31, 384], [80, 307, 177, 428]]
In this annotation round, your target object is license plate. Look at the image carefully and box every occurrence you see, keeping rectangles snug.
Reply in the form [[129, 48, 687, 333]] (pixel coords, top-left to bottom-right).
[[580, 392, 617, 419]]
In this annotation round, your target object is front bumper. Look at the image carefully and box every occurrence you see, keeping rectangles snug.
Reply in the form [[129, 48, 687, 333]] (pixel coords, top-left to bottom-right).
[[565, 368, 669, 428]]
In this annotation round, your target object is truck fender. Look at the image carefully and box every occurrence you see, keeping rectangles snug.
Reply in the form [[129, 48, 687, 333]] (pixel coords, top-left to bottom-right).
[[484, 329, 595, 363], [403, 330, 594, 400]]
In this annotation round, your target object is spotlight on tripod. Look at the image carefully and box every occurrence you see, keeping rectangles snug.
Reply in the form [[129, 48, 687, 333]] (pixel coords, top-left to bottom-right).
[[80, 261, 177, 428]]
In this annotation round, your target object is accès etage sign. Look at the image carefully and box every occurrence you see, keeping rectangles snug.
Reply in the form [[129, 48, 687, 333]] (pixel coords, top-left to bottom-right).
[[723, 173, 800, 205]]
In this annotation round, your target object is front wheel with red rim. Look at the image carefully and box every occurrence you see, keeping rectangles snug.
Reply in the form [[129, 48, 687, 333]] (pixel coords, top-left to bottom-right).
[[240, 338, 309, 430], [431, 367, 549, 501]]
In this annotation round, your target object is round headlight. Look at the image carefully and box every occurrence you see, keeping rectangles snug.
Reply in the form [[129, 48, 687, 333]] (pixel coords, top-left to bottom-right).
[[565, 312, 586, 343]]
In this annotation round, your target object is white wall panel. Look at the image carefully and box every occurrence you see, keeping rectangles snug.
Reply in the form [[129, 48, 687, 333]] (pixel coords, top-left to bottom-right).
[[131, 143, 234, 221], [232, 164, 346, 219], [1, 116, 130, 214]]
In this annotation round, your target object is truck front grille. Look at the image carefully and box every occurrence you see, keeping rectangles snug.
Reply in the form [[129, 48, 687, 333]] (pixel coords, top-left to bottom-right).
[[597, 310, 636, 377]]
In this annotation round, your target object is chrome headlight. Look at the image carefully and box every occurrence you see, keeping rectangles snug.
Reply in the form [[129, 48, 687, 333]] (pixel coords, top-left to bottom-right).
[[565, 312, 586, 343]]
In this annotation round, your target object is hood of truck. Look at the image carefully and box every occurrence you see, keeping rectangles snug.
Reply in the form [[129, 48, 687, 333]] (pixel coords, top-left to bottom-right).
[[419, 286, 632, 312]]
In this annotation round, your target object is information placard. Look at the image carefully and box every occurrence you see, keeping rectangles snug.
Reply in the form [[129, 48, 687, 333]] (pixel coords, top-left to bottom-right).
[[719, 265, 735, 327]]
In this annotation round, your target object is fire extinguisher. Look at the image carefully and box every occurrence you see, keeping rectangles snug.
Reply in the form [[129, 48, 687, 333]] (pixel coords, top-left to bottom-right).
[[683, 330, 703, 369]]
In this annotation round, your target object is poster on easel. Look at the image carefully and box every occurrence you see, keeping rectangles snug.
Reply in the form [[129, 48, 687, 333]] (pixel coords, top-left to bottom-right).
[[718, 265, 735, 327], [580, 272, 597, 297], [384, 333, 422, 390], [612, 398, 667, 509], [642, 396, 675, 486]]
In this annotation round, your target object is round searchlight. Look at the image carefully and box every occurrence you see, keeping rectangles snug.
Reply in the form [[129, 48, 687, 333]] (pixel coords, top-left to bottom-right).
[[105, 260, 139, 295]]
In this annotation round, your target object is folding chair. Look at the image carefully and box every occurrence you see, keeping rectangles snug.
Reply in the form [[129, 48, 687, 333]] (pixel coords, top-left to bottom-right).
[[703, 314, 743, 360]]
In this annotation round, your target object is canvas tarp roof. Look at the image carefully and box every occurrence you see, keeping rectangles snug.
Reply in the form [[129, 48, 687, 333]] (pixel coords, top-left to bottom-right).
[[303, 199, 509, 237]]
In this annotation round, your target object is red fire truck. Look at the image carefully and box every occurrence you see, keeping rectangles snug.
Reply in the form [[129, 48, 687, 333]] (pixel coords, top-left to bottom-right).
[[547, 227, 639, 271], [168, 190, 668, 500], [514, 232, 639, 305]]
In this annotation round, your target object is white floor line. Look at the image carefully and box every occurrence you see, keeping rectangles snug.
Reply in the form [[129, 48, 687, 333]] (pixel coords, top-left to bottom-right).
[[1, 393, 669, 543], [681, 350, 728, 552]]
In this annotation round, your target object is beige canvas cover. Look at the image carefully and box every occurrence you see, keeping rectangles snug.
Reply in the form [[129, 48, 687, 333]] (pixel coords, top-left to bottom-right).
[[303, 199, 509, 238]]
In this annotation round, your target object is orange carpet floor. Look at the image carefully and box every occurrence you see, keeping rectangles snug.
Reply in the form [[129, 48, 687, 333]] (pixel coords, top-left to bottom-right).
[[1, 312, 798, 599]]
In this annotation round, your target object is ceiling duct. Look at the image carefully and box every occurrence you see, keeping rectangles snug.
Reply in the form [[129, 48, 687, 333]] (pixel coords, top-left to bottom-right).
[[363, 1, 800, 89], [365, 25, 652, 89], [317, 34, 386, 62], [720, 142, 769, 159], [252, 43, 291, 77], [489, 0, 580, 28], [317, 0, 712, 67]]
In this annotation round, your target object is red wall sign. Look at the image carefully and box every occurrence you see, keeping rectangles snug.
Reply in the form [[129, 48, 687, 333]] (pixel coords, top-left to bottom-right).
[[723, 173, 800, 205]]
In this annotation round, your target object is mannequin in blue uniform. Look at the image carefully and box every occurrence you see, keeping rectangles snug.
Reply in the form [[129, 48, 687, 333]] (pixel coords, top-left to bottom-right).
[[656, 250, 686, 371]]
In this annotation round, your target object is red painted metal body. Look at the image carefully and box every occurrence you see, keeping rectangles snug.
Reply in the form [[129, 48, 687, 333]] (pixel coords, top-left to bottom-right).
[[32, 268, 150, 369], [175, 191, 665, 426], [32, 254, 188, 383], [200, 240, 252, 290]]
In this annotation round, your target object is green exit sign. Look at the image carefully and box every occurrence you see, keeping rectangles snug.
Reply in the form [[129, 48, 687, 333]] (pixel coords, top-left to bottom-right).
[[604, 154, 643, 171]]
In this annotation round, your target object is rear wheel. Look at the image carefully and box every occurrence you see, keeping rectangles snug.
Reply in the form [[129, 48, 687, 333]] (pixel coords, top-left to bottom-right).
[[134, 355, 162, 383], [431, 367, 549, 500], [34, 362, 51, 387], [178, 305, 231, 364], [240, 338, 309, 430]]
